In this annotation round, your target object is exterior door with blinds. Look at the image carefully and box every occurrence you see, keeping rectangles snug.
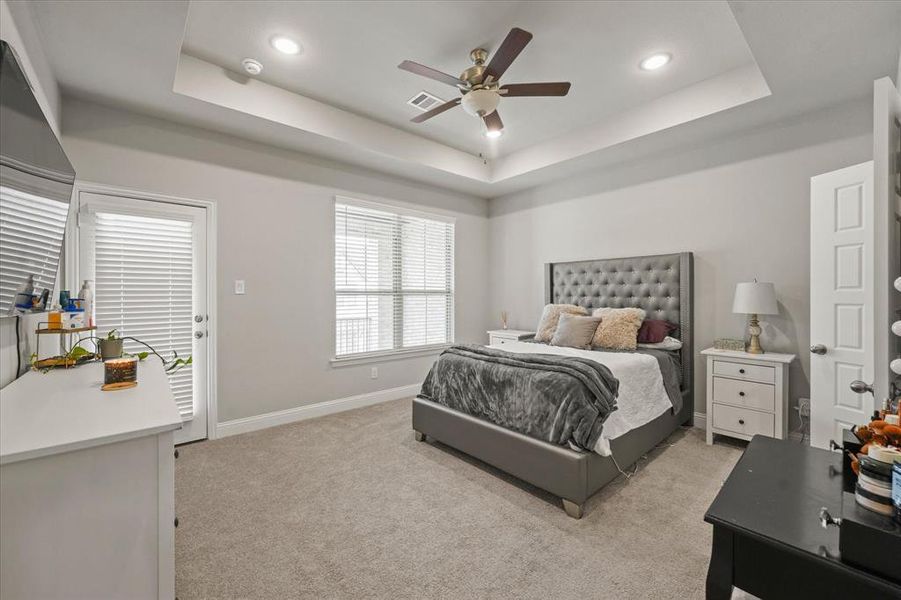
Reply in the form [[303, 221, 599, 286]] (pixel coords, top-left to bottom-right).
[[77, 192, 208, 444]]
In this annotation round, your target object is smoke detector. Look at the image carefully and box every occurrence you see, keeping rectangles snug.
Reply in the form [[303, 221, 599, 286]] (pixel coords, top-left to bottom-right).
[[406, 91, 445, 112], [242, 58, 263, 76]]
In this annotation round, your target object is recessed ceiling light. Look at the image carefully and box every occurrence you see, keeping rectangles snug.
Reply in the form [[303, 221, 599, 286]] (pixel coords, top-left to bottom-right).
[[271, 36, 302, 55], [242, 58, 263, 75], [640, 53, 671, 71], [484, 129, 503, 139]]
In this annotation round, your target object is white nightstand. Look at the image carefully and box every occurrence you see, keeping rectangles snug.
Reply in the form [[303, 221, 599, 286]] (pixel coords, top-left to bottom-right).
[[701, 348, 796, 445], [487, 329, 534, 346]]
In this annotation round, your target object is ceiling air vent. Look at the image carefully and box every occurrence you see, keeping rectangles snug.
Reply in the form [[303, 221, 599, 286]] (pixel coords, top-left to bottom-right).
[[407, 91, 445, 112]]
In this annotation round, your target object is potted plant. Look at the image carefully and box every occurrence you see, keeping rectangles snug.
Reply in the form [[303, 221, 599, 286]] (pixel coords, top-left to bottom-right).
[[99, 329, 124, 360]]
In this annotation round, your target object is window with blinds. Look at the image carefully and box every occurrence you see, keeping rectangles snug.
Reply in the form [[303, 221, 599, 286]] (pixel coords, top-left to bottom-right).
[[93, 211, 195, 420], [335, 199, 454, 358], [0, 186, 69, 312]]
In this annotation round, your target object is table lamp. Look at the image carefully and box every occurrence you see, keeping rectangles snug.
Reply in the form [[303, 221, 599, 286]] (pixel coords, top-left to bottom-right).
[[732, 281, 778, 354]]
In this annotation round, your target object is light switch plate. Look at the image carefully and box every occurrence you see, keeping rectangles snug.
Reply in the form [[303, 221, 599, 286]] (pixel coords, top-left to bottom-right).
[[234, 280, 245, 295]]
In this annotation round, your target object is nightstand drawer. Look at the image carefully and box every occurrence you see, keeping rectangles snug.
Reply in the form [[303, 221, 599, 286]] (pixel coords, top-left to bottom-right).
[[491, 336, 512, 345], [712, 377, 775, 412], [712, 403, 774, 438], [712, 359, 775, 383]]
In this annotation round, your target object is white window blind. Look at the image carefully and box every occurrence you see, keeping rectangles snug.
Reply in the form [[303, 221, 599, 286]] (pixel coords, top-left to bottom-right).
[[335, 200, 454, 358], [93, 211, 195, 420], [0, 186, 69, 312]]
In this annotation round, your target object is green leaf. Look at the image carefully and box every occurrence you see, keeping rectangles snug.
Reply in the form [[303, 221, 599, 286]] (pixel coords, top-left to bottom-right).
[[136, 351, 149, 361], [68, 346, 90, 359]]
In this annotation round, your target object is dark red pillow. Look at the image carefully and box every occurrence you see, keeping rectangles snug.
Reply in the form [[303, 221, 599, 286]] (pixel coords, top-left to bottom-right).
[[637, 319, 677, 344]]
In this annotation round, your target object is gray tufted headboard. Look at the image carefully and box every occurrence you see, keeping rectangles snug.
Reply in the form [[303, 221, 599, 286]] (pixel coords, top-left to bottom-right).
[[544, 252, 694, 417]]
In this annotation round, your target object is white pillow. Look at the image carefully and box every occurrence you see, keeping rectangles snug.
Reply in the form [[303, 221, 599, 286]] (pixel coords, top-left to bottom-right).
[[637, 336, 683, 351]]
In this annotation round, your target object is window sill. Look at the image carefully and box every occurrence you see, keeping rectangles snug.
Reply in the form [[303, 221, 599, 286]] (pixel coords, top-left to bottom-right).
[[330, 344, 449, 368]]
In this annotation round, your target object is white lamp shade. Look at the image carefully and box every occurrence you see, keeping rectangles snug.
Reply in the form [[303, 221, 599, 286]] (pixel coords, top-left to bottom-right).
[[732, 282, 778, 315]]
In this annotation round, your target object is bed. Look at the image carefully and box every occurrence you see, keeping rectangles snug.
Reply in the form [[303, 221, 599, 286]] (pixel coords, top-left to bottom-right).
[[412, 252, 693, 518]]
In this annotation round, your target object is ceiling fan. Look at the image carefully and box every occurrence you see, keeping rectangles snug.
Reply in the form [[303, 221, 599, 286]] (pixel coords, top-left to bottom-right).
[[398, 27, 571, 136]]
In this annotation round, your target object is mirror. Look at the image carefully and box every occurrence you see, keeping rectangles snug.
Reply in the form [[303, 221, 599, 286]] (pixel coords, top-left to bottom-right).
[[0, 40, 75, 314]]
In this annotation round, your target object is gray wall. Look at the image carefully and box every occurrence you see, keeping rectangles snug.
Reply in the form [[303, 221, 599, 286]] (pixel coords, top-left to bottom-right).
[[60, 98, 490, 423], [487, 99, 873, 430]]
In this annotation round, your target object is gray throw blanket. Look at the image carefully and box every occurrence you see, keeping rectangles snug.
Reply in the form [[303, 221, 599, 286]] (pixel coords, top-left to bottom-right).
[[418, 344, 619, 450]]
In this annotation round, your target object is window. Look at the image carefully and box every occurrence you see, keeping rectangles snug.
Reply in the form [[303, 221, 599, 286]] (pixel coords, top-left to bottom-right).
[[0, 185, 69, 313], [334, 198, 454, 359]]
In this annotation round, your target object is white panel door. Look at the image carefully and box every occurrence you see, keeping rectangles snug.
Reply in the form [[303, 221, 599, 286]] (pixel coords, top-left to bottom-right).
[[810, 162, 875, 448], [872, 76, 901, 402], [77, 192, 208, 444]]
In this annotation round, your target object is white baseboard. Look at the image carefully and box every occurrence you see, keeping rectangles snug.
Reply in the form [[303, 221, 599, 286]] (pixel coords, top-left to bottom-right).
[[215, 383, 421, 438], [693, 411, 707, 431]]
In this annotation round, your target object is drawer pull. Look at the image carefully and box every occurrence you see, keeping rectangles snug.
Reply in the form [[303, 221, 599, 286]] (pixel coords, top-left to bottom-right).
[[174, 517, 179, 528], [739, 368, 746, 374], [738, 419, 745, 425], [738, 391, 745, 397], [174, 449, 179, 459]]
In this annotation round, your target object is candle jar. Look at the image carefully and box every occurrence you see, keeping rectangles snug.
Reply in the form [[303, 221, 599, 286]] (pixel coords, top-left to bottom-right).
[[104, 357, 138, 386]]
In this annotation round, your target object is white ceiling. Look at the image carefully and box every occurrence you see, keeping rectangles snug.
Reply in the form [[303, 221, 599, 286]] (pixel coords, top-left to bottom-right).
[[25, 1, 901, 198], [182, 1, 757, 157]]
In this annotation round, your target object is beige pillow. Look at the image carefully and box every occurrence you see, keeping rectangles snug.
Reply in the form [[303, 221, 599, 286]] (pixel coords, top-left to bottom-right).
[[591, 307, 646, 350], [535, 303, 588, 342], [550, 314, 602, 349]]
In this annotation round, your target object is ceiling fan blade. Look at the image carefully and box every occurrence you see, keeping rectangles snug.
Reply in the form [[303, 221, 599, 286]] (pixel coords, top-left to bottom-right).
[[398, 60, 464, 88], [483, 110, 503, 133], [500, 82, 571, 97], [410, 97, 462, 123], [485, 27, 533, 81]]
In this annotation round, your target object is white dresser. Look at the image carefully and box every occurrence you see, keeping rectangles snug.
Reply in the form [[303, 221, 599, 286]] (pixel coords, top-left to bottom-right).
[[0, 362, 182, 599], [701, 348, 796, 445], [487, 329, 534, 345]]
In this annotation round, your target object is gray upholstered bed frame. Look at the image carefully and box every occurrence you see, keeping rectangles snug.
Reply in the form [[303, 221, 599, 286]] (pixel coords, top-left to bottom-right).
[[412, 252, 693, 518]]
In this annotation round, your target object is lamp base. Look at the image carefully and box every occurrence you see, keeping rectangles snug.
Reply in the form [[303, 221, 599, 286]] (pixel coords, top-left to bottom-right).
[[746, 314, 765, 354]]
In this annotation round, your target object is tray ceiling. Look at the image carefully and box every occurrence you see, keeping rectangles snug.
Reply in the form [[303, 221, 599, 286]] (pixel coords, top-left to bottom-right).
[[27, 0, 901, 197]]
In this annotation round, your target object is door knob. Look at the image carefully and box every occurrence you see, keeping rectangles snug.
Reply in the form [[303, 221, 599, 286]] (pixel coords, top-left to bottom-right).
[[849, 380, 874, 395], [194, 315, 203, 323], [194, 331, 204, 339], [810, 344, 827, 355]]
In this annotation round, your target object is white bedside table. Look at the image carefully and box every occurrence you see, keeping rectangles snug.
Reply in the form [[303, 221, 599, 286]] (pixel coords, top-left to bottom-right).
[[487, 329, 534, 346], [701, 348, 796, 445]]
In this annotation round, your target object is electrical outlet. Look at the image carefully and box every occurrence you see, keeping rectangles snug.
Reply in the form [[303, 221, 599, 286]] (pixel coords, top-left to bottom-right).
[[234, 280, 245, 295], [370, 367, 378, 379], [798, 398, 810, 417]]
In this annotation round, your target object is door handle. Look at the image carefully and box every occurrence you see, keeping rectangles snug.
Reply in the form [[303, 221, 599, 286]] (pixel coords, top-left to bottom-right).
[[849, 380, 874, 396], [194, 331, 204, 339], [194, 315, 203, 323], [810, 344, 827, 355]]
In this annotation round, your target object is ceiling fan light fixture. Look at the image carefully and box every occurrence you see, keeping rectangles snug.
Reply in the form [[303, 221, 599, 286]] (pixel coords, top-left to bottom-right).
[[640, 52, 671, 71], [484, 128, 503, 139], [461, 89, 500, 117], [270, 36, 302, 55]]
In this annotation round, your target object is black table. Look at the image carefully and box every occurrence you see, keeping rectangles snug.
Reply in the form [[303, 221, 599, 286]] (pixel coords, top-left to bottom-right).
[[704, 435, 901, 600]]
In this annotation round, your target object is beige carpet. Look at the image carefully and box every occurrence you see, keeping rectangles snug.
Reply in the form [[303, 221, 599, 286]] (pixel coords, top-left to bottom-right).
[[175, 398, 744, 599]]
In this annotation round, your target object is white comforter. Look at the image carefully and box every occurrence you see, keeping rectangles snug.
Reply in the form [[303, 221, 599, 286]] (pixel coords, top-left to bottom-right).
[[487, 341, 673, 456]]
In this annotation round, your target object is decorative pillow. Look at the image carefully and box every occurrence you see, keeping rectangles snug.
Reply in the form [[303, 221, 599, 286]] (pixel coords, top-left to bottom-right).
[[638, 336, 683, 351], [550, 314, 602, 349], [535, 304, 588, 342], [637, 319, 678, 344], [591, 307, 646, 350]]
